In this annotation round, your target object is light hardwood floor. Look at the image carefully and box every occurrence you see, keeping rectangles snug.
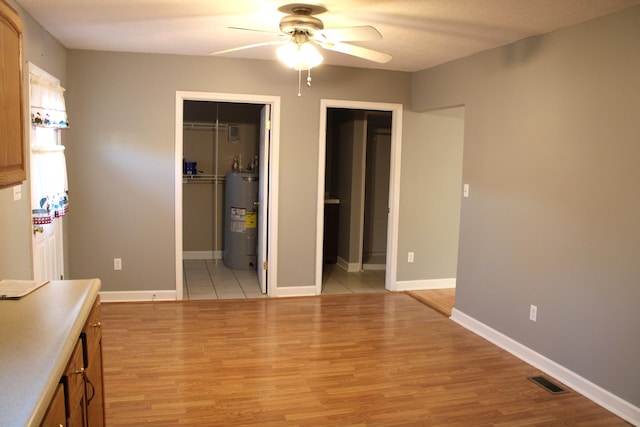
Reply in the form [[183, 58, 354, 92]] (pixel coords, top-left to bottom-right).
[[406, 288, 456, 317], [101, 293, 629, 426]]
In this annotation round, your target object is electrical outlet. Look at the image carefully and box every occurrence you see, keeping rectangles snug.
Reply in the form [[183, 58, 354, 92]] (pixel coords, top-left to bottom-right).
[[529, 304, 537, 322], [114, 258, 122, 270], [408, 252, 414, 263], [463, 184, 469, 198]]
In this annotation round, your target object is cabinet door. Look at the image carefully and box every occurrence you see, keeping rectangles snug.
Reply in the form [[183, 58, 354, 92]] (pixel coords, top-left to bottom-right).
[[63, 339, 86, 427], [40, 383, 66, 427], [82, 297, 105, 427], [84, 345, 104, 427], [0, 0, 26, 188]]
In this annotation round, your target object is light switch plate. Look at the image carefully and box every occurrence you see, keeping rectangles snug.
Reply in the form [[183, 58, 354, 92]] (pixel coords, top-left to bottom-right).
[[13, 185, 22, 201]]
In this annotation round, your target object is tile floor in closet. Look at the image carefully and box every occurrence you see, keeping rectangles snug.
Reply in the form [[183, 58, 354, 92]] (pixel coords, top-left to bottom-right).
[[183, 259, 386, 300]]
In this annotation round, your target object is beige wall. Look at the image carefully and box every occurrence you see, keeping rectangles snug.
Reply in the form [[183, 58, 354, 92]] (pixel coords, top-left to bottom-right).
[[412, 6, 640, 406]]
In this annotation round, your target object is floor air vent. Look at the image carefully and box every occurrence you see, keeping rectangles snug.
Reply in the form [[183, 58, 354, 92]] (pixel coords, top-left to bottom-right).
[[528, 376, 569, 394]]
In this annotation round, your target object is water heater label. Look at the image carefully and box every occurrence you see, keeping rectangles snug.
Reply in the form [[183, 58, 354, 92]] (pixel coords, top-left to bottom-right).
[[246, 212, 257, 228], [230, 207, 246, 233]]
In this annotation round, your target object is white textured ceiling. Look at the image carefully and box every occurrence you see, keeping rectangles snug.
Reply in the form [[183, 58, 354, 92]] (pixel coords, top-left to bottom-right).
[[15, 0, 640, 72]]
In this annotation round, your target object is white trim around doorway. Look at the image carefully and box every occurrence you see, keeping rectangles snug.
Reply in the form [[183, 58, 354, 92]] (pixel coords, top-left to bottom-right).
[[174, 91, 280, 300], [315, 100, 403, 295]]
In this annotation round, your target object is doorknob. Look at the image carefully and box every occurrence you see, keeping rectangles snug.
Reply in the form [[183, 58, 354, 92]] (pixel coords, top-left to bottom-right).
[[33, 226, 43, 235]]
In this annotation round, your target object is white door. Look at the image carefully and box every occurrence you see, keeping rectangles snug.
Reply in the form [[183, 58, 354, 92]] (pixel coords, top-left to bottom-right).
[[29, 63, 66, 281], [32, 214, 64, 280], [30, 128, 65, 281], [257, 105, 271, 294]]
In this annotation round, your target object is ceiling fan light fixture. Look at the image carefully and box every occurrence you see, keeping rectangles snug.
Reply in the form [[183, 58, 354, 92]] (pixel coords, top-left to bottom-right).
[[276, 40, 323, 70]]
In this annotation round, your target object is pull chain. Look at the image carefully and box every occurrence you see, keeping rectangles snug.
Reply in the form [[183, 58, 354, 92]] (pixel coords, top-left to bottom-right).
[[297, 68, 313, 97]]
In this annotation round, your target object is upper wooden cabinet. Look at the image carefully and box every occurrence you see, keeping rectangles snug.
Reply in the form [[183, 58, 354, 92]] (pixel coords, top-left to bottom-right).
[[0, 0, 26, 189]]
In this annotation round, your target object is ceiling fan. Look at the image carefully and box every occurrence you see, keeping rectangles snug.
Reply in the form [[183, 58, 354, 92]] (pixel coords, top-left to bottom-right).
[[212, 3, 392, 94]]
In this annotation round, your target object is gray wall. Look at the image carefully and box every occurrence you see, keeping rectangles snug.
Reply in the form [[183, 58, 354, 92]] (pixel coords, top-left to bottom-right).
[[397, 108, 464, 281], [0, 0, 66, 279], [64, 51, 411, 291], [412, 7, 640, 406]]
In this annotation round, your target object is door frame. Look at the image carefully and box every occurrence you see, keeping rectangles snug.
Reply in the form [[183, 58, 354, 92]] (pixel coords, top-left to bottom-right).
[[28, 61, 66, 281], [175, 91, 280, 299], [315, 99, 403, 293], [257, 104, 270, 294]]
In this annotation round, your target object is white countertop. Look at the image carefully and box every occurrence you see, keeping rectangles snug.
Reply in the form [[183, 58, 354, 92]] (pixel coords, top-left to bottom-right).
[[0, 279, 101, 426]]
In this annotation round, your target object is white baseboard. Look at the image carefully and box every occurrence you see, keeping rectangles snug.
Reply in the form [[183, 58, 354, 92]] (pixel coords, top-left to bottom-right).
[[395, 278, 456, 291], [100, 290, 177, 302], [270, 286, 318, 297], [450, 308, 640, 426], [183, 251, 223, 260], [336, 256, 361, 272], [362, 263, 386, 271]]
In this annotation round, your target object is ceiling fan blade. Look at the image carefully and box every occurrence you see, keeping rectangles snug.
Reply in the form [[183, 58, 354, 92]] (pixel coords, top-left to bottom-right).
[[228, 26, 283, 37], [316, 26, 382, 42], [320, 41, 392, 64], [210, 40, 285, 55]]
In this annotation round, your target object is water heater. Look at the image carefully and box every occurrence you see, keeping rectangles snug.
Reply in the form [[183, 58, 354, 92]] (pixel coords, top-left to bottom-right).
[[224, 171, 259, 270]]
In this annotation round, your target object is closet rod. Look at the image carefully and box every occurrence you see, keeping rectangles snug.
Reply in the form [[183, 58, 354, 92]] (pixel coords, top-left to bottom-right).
[[183, 122, 229, 130], [183, 174, 226, 183]]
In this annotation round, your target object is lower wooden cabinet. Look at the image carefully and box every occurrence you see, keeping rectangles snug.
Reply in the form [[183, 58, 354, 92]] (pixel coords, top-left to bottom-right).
[[40, 296, 105, 427], [63, 339, 87, 427], [82, 296, 105, 426], [40, 383, 66, 427]]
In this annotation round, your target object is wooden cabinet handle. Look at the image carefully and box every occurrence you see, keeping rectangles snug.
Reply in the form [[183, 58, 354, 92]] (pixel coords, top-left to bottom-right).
[[91, 321, 102, 328], [72, 367, 85, 375]]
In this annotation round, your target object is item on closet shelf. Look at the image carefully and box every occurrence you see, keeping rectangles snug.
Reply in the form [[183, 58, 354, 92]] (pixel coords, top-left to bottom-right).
[[184, 161, 197, 175]]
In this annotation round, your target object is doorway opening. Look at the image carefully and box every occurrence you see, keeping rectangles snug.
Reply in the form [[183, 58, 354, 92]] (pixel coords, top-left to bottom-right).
[[315, 100, 403, 295], [175, 92, 280, 300], [324, 109, 391, 270], [182, 101, 262, 299]]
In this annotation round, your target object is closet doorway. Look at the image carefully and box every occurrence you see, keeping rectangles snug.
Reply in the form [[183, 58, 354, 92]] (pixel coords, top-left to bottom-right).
[[315, 100, 403, 294], [324, 109, 392, 270], [175, 92, 280, 300]]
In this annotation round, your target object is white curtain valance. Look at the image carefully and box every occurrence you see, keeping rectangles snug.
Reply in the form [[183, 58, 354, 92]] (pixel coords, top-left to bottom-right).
[[31, 144, 69, 225], [30, 74, 69, 129]]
